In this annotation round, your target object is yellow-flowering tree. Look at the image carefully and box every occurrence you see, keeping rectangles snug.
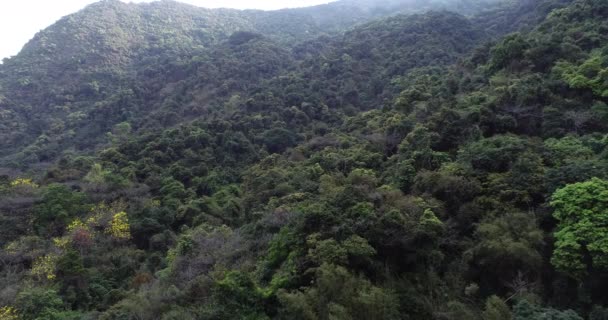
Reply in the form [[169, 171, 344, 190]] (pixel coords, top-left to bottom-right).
[[106, 212, 131, 240], [10, 178, 38, 188], [31, 254, 58, 281], [0, 306, 19, 320], [8, 178, 39, 195]]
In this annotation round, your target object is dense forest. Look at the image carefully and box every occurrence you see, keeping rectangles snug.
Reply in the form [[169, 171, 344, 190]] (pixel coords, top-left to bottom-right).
[[0, 0, 607, 319]]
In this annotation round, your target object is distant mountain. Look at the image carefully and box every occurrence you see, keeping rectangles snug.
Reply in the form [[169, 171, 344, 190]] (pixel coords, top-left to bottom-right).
[[0, 0, 511, 166]]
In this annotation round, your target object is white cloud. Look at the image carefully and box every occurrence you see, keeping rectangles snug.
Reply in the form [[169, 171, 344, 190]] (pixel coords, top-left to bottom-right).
[[0, 0, 334, 60]]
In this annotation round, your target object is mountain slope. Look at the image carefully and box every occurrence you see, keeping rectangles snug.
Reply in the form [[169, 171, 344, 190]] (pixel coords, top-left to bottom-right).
[[0, 0, 506, 166], [4, 0, 608, 319]]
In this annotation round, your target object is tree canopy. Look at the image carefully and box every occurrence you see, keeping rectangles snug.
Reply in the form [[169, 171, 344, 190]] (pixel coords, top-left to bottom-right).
[[1, 0, 607, 319]]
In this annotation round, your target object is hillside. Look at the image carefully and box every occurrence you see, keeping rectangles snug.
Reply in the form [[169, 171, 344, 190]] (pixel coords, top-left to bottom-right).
[[0, 0, 514, 166], [2, 0, 608, 319]]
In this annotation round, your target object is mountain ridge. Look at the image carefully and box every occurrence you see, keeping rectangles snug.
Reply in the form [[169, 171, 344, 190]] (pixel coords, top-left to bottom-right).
[[0, 0, 513, 166]]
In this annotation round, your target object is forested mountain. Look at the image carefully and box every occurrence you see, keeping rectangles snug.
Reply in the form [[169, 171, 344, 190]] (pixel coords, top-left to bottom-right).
[[1, 0, 608, 319], [0, 0, 508, 166]]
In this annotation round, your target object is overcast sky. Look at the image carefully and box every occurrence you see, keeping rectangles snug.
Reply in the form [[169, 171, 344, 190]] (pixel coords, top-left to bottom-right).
[[0, 0, 334, 60]]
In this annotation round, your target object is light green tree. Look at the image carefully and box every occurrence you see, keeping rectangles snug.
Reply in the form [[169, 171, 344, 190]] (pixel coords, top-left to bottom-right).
[[483, 296, 512, 320], [550, 178, 608, 278]]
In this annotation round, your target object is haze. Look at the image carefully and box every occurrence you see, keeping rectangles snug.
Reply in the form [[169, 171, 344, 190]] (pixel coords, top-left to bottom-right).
[[0, 0, 334, 60]]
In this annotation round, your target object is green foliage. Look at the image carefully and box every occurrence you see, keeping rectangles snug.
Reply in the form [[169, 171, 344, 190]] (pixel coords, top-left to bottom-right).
[[15, 288, 64, 320], [550, 178, 608, 277], [400, 124, 449, 170], [544, 136, 595, 166], [209, 271, 269, 320], [554, 50, 608, 98], [1, 0, 608, 319], [261, 128, 299, 154], [470, 212, 544, 272], [306, 234, 376, 266], [513, 300, 583, 320], [459, 135, 531, 172], [590, 306, 608, 320], [483, 295, 512, 320], [489, 33, 529, 72], [32, 184, 89, 237], [277, 263, 399, 320]]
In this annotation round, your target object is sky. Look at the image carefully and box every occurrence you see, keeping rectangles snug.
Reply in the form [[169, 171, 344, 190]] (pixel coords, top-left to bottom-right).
[[0, 0, 334, 60]]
